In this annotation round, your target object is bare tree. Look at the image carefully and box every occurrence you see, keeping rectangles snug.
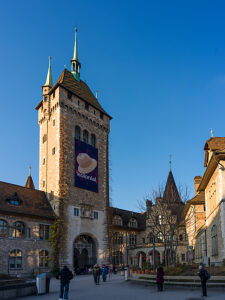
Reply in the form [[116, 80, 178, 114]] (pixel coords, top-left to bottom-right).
[[137, 181, 190, 266]]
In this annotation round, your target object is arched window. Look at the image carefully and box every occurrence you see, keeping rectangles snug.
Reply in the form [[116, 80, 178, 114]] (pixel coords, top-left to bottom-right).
[[9, 249, 22, 269], [211, 225, 218, 256], [0, 219, 8, 237], [157, 232, 163, 243], [129, 218, 138, 228], [91, 134, 96, 147], [179, 234, 183, 241], [113, 215, 123, 226], [39, 250, 49, 268], [149, 232, 155, 243], [12, 222, 25, 238], [75, 126, 81, 140], [83, 130, 89, 143]]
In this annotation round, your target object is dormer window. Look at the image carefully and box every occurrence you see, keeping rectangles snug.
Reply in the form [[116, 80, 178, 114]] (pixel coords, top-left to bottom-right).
[[7, 193, 21, 206], [129, 217, 138, 228], [44, 96, 48, 101], [113, 215, 123, 226]]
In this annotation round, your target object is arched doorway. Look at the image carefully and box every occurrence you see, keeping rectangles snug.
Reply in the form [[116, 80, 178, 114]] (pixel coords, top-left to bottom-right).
[[73, 234, 97, 272]]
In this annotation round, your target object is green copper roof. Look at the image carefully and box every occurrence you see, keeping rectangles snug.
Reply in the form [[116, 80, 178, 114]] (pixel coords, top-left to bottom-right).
[[44, 56, 53, 87]]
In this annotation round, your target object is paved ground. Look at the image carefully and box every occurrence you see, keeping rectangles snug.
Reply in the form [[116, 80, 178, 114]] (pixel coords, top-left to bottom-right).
[[16, 274, 225, 300]]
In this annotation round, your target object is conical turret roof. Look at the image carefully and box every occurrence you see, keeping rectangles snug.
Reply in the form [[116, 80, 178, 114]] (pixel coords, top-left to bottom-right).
[[163, 171, 182, 204]]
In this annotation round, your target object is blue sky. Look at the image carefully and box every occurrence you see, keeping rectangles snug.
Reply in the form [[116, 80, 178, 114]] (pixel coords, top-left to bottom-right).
[[1, 0, 225, 211]]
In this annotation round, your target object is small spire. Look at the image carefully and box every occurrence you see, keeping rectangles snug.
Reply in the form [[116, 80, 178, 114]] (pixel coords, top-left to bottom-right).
[[96, 89, 98, 99], [73, 27, 78, 61], [25, 165, 35, 189], [44, 56, 53, 87], [169, 154, 172, 171], [71, 27, 81, 81], [211, 129, 214, 137]]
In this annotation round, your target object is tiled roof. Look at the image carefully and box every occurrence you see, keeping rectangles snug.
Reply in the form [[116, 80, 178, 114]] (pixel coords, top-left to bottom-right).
[[55, 69, 111, 118], [204, 137, 225, 151], [0, 181, 55, 220], [110, 207, 146, 230]]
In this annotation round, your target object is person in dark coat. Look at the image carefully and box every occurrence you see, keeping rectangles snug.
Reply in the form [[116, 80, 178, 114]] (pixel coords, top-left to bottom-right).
[[93, 264, 101, 285], [56, 266, 73, 300], [198, 264, 208, 297], [156, 266, 164, 291], [101, 264, 108, 282]]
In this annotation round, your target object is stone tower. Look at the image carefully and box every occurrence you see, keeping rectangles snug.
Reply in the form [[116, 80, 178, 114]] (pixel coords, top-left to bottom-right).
[[36, 29, 111, 268]]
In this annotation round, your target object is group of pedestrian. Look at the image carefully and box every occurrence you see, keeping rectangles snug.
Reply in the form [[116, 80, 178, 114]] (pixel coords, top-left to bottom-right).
[[156, 263, 210, 297], [55, 263, 210, 300], [93, 263, 109, 285]]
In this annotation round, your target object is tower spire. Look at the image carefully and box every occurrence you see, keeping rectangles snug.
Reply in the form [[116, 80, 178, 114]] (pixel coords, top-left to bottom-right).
[[71, 27, 81, 81], [44, 56, 53, 87]]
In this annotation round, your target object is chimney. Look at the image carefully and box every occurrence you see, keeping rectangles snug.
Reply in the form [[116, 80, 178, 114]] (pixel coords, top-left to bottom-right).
[[194, 176, 202, 195], [146, 200, 152, 212]]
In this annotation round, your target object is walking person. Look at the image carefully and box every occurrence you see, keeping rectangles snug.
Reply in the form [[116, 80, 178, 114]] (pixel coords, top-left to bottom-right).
[[198, 264, 210, 297], [56, 265, 73, 300], [93, 264, 101, 285], [156, 265, 164, 291], [101, 264, 108, 282]]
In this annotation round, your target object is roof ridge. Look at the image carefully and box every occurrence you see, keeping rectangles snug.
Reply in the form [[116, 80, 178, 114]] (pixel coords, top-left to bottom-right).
[[0, 181, 44, 194]]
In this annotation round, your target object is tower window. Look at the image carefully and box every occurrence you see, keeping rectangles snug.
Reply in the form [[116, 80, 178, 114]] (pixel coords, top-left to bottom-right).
[[85, 103, 89, 111], [53, 119, 55, 127], [83, 130, 89, 143], [100, 112, 103, 120], [75, 126, 81, 140], [52, 147, 55, 155], [44, 96, 48, 101], [68, 91, 72, 99], [43, 158, 45, 165], [53, 91, 55, 98], [43, 181, 45, 187], [42, 134, 47, 143], [94, 211, 98, 219], [74, 207, 79, 217], [91, 134, 96, 147]]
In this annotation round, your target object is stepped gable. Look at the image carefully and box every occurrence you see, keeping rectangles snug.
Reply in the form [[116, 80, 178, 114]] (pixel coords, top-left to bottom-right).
[[55, 69, 111, 118], [25, 175, 35, 189], [0, 181, 55, 220], [111, 207, 146, 230], [163, 171, 182, 204]]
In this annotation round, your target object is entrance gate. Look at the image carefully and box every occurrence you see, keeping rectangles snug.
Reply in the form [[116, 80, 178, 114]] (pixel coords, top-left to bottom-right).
[[73, 235, 97, 270]]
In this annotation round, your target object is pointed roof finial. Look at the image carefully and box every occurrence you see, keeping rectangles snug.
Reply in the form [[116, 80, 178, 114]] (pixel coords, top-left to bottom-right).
[[96, 89, 98, 99], [73, 27, 78, 61], [25, 165, 35, 189], [211, 129, 214, 137], [169, 154, 172, 171], [44, 56, 53, 87], [29, 165, 31, 176]]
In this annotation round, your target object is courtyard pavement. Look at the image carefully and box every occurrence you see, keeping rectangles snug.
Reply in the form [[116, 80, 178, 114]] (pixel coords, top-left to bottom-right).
[[16, 273, 225, 300]]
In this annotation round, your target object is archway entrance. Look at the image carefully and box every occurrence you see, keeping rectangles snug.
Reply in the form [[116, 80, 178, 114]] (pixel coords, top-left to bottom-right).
[[73, 234, 97, 272]]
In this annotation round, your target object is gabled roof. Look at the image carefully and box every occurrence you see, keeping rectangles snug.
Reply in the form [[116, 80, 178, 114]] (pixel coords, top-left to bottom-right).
[[204, 137, 225, 151], [183, 191, 205, 218], [163, 171, 182, 204], [204, 137, 225, 167], [0, 181, 55, 220], [52, 69, 111, 118]]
